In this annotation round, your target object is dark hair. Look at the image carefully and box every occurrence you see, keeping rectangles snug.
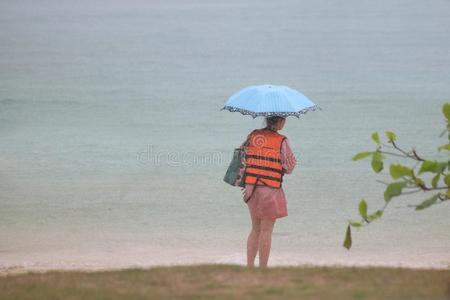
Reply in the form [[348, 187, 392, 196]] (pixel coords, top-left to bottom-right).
[[265, 116, 285, 131]]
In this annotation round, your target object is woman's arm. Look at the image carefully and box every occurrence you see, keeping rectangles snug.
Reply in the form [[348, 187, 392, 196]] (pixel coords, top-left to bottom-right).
[[237, 131, 254, 188], [281, 138, 297, 174], [239, 130, 257, 149]]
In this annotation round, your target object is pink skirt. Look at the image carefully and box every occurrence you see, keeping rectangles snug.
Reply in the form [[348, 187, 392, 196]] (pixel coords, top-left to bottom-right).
[[244, 184, 288, 219]]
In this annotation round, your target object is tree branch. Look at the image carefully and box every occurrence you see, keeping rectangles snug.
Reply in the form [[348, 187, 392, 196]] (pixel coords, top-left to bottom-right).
[[391, 140, 413, 158], [411, 148, 425, 161], [391, 141, 426, 162], [400, 189, 423, 195], [378, 151, 410, 158]]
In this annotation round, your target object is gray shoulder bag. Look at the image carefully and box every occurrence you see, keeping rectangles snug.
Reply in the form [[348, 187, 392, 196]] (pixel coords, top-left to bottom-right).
[[223, 139, 249, 188]]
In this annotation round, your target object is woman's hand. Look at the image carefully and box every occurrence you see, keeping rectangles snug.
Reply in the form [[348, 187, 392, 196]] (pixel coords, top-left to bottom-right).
[[241, 187, 246, 196], [241, 187, 249, 203]]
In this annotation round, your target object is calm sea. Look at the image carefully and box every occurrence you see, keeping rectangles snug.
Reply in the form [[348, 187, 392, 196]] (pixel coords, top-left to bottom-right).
[[1, 0, 449, 270]]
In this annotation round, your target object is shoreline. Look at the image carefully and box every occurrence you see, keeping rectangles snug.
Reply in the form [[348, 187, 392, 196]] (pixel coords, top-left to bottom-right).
[[2, 247, 449, 276], [2, 260, 449, 277]]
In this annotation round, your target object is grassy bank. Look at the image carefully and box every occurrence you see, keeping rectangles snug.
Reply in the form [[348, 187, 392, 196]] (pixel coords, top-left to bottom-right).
[[0, 264, 449, 300]]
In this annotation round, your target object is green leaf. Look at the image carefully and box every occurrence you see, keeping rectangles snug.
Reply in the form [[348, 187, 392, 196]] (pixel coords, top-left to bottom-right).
[[385, 131, 396, 142], [418, 160, 438, 174], [414, 177, 425, 186], [367, 210, 383, 222], [389, 164, 413, 179], [349, 220, 363, 228], [384, 181, 407, 202], [438, 144, 450, 152], [343, 225, 352, 250], [443, 103, 450, 122], [371, 132, 380, 144], [445, 174, 450, 186], [437, 162, 448, 173], [432, 173, 441, 188], [415, 194, 439, 210], [352, 152, 373, 161], [371, 152, 383, 173], [358, 199, 368, 220]]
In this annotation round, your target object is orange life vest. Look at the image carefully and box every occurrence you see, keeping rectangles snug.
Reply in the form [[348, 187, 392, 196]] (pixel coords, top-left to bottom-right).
[[244, 128, 286, 188]]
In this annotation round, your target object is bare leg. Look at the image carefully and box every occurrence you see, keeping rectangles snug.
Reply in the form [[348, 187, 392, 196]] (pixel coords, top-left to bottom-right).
[[258, 218, 276, 268], [247, 213, 261, 268]]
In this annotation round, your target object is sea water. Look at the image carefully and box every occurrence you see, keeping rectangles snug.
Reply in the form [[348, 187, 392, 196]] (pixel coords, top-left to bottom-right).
[[1, 0, 449, 271]]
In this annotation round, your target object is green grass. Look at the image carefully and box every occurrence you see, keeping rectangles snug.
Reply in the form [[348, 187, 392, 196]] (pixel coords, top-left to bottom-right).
[[0, 264, 449, 300]]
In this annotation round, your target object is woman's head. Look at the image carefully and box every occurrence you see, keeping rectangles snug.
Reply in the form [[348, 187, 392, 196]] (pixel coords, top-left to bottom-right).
[[265, 116, 286, 131]]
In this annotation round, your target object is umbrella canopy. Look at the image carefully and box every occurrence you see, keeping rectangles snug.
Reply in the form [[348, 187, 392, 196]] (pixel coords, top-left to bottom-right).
[[221, 84, 321, 118]]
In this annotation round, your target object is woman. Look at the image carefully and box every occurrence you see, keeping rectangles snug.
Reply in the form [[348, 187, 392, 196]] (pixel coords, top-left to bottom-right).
[[238, 116, 297, 268]]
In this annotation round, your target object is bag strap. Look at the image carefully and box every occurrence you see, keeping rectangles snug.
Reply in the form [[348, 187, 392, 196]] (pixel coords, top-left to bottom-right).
[[244, 175, 270, 203]]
